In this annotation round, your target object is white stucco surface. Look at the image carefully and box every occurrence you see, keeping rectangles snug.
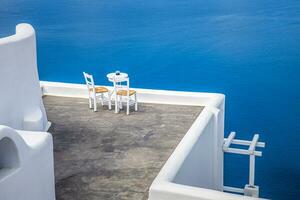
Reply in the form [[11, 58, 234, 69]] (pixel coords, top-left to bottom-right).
[[0, 24, 55, 200], [0, 125, 55, 200], [0, 23, 47, 131]]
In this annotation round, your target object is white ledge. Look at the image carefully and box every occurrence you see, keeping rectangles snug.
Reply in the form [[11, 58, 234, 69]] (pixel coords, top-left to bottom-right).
[[0, 23, 35, 45], [40, 81, 224, 107]]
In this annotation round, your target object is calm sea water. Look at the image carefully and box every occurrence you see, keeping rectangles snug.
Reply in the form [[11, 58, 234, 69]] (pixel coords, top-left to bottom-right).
[[1, 0, 300, 199]]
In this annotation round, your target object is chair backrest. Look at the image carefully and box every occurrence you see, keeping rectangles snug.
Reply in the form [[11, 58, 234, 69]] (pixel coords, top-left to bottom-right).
[[83, 72, 95, 93], [113, 76, 130, 95]]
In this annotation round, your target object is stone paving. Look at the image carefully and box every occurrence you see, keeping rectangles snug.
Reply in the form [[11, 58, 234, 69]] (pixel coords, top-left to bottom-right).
[[43, 96, 203, 200]]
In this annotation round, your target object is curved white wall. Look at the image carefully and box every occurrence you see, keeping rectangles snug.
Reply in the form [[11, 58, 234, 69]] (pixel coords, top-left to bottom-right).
[[0, 23, 47, 131], [148, 94, 263, 200], [0, 125, 55, 200]]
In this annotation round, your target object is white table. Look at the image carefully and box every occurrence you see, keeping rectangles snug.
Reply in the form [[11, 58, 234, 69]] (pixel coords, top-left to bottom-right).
[[106, 72, 128, 82], [106, 72, 128, 113]]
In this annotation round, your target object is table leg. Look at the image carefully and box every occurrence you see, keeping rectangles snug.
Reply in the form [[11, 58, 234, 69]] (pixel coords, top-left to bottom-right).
[[114, 91, 118, 113]]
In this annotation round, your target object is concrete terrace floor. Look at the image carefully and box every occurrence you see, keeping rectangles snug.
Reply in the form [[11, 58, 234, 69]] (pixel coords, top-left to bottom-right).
[[44, 96, 203, 200]]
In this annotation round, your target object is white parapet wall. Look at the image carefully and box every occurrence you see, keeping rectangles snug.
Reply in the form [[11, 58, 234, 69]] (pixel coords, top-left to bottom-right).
[[0, 24, 55, 200], [148, 104, 263, 200], [41, 81, 266, 200], [0, 23, 48, 131], [0, 125, 55, 200], [40, 81, 223, 107]]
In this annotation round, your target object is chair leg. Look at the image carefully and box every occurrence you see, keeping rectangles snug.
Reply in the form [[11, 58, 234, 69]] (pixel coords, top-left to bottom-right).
[[127, 98, 130, 115], [108, 93, 112, 110], [89, 97, 92, 109], [134, 94, 138, 111], [120, 96, 123, 109], [101, 93, 104, 106], [93, 97, 97, 112], [115, 95, 119, 113]]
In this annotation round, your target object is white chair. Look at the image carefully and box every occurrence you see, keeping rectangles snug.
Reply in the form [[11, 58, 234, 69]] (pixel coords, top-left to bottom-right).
[[113, 77, 138, 115], [83, 72, 112, 112]]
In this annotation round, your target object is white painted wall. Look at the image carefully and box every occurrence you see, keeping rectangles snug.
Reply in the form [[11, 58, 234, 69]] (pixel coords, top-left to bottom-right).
[[173, 112, 217, 189], [148, 96, 263, 200], [0, 24, 55, 200], [0, 125, 55, 200], [40, 81, 224, 107], [0, 23, 47, 131]]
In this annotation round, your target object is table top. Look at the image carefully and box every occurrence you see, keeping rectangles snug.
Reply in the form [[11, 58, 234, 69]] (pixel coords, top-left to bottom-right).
[[106, 72, 128, 82]]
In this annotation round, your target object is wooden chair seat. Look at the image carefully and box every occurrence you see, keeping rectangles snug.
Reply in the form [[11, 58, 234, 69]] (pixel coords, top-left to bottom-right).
[[117, 89, 136, 96], [90, 86, 109, 93]]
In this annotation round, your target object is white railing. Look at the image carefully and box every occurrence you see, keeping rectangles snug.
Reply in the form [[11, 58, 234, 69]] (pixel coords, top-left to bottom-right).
[[223, 132, 266, 197]]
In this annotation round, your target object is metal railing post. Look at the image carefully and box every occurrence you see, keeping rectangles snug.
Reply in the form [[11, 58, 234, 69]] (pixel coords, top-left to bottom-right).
[[249, 154, 255, 186], [223, 132, 265, 198]]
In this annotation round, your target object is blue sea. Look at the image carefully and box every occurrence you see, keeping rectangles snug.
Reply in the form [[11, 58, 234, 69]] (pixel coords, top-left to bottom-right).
[[1, 0, 299, 199]]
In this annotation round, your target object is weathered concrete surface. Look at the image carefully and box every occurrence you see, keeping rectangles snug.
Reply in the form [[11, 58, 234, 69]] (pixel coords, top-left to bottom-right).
[[43, 96, 203, 200]]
